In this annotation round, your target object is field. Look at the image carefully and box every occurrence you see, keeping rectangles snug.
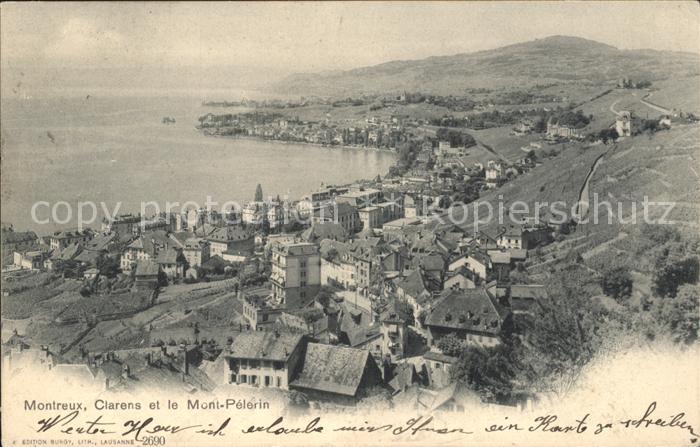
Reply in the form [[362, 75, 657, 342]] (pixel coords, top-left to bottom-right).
[[526, 124, 700, 291], [1, 266, 246, 361], [468, 126, 548, 163], [1, 272, 83, 319], [645, 76, 700, 115], [441, 140, 609, 234]]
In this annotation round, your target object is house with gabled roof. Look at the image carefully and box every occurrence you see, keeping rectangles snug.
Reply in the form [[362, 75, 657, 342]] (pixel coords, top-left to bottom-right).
[[120, 230, 174, 272], [207, 226, 254, 258], [290, 343, 384, 405], [156, 247, 186, 279], [475, 229, 503, 249], [49, 229, 93, 251], [302, 222, 348, 244], [423, 350, 459, 389], [379, 299, 410, 362], [387, 362, 420, 394], [430, 382, 482, 413], [223, 331, 306, 390], [443, 267, 477, 291], [393, 269, 436, 327], [134, 260, 160, 290], [509, 284, 547, 314], [425, 287, 511, 349], [449, 249, 492, 282]]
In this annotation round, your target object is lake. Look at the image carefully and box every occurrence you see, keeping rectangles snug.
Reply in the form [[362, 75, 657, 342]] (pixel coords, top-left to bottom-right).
[[0, 95, 395, 234]]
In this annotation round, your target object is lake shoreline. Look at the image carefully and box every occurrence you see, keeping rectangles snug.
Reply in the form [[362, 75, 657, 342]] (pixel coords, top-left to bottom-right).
[[198, 131, 398, 154]]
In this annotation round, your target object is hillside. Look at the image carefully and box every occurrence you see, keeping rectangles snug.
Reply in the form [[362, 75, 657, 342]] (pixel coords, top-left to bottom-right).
[[272, 36, 700, 96]]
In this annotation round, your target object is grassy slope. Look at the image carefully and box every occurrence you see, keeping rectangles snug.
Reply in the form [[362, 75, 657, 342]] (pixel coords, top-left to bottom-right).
[[273, 36, 700, 96], [646, 76, 700, 115], [527, 125, 700, 285]]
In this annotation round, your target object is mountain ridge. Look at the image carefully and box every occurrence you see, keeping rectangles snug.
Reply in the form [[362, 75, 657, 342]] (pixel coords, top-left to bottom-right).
[[271, 35, 700, 96]]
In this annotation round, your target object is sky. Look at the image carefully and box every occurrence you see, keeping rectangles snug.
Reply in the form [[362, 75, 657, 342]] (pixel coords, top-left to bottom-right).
[[1, 1, 699, 97], [2, 2, 699, 72]]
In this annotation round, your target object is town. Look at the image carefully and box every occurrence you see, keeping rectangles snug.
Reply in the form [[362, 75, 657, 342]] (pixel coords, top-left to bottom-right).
[[3, 37, 699, 417]]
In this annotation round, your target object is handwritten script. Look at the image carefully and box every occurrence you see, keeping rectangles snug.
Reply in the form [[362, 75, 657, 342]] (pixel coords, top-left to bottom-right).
[[33, 402, 697, 442]]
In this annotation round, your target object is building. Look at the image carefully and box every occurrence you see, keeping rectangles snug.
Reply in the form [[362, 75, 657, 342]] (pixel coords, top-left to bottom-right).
[[224, 331, 306, 390], [449, 250, 491, 282], [430, 382, 483, 413], [379, 301, 409, 362], [182, 237, 210, 268], [403, 195, 420, 218], [425, 287, 511, 349], [487, 250, 511, 284], [321, 255, 357, 289], [443, 268, 477, 291], [498, 226, 524, 250], [513, 119, 534, 135], [313, 202, 360, 234], [290, 343, 384, 405], [50, 230, 93, 251], [120, 231, 174, 272], [270, 241, 321, 309], [45, 242, 83, 271], [134, 260, 160, 290], [358, 206, 383, 231], [615, 111, 632, 137], [508, 284, 547, 314], [241, 202, 267, 225], [13, 250, 45, 270], [101, 214, 141, 236], [382, 217, 422, 240], [546, 118, 582, 140], [240, 287, 283, 331], [207, 226, 254, 258], [393, 269, 436, 326], [156, 248, 186, 279], [1, 228, 38, 256], [266, 202, 290, 230], [301, 223, 348, 244], [497, 224, 550, 250], [186, 208, 206, 230], [336, 188, 383, 209], [659, 115, 672, 128], [485, 161, 503, 186], [423, 351, 459, 389]]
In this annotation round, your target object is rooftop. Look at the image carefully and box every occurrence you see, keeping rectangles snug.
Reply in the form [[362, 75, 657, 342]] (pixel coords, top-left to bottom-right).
[[229, 331, 303, 362], [425, 288, 509, 335], [290, 343, 374, 397]]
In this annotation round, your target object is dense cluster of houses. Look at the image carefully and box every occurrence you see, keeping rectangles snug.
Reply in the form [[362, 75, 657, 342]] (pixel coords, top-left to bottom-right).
[[3, 169, 563, 411], [199, 112, 415, 149]]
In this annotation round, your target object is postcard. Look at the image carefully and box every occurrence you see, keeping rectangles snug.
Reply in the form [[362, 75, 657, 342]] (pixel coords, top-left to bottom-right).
[[1, 2, 699, 446]]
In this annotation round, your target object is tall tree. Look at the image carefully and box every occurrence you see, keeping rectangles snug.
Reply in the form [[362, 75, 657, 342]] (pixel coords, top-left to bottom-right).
[[653, 284, 699, 345], [254, 183, 263, 202]]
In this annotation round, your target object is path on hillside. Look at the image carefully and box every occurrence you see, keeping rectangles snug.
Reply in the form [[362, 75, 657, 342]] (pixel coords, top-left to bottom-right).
[[476, 140, 509, 162], [574, 151, 607, 220], [581, 232, 628, 260], [609, 99, 623, 117], [640, 93, 672, 115]]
